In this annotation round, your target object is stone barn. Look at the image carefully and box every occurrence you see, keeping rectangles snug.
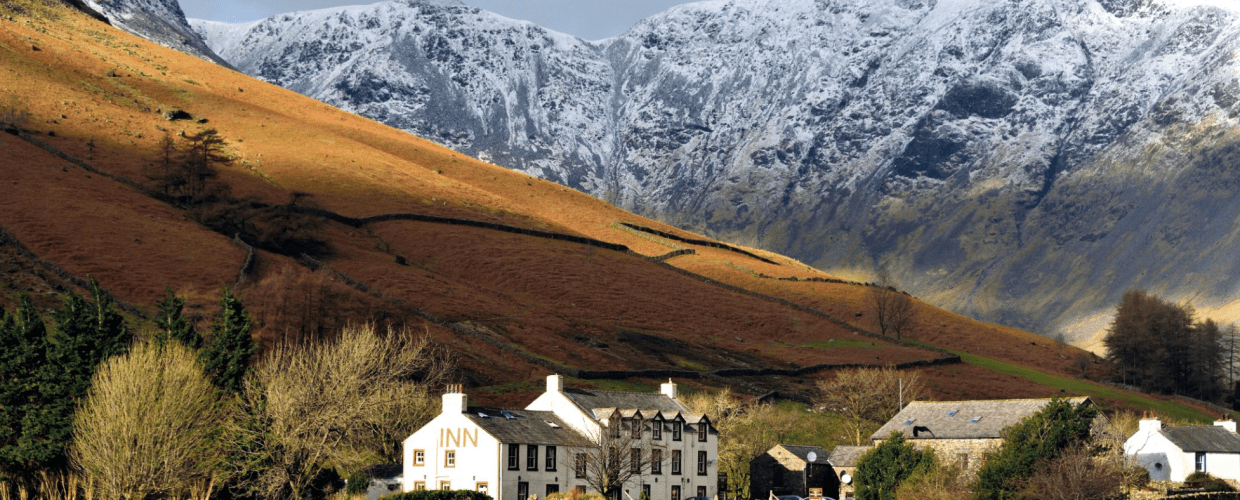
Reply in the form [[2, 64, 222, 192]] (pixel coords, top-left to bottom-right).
[[750, 444, 839, 500]]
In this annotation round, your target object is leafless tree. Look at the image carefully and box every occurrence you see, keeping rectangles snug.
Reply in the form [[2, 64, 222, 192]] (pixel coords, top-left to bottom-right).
[[872, 268, 914, 340], [816, 368, 926, 446], [71, 341, 229, 500], [1022, 444, 1122, 500], [683, 389, 797, 499], [574, 414, 654, 500], [0, 94, 31, 132], [232, 325, 452, 499]]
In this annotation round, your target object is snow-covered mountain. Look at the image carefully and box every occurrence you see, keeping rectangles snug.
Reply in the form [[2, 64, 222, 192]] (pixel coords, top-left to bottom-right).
[[82, 0, 230, 66], [190, 0, 1240, 345]]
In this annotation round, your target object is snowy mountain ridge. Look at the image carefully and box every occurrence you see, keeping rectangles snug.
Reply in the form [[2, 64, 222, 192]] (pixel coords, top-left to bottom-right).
[[189, 0, 1240, 346]]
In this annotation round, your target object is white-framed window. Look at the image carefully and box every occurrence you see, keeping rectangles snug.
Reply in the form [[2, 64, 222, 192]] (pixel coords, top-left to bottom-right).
[[445, 450, 456, 468], [439, 481, 451, 491], [672, 421, 682, 441], [546, 445, 557, 471], [414, 481, 426, 491], [672, 450, 682, 475], [698, 422, 708, 442], [477, 483, 488, 495], [697, 451, 707, 475], [671, 485, 681, 500], [652, 418, 663, 440], [652, 449, 663, 474], [518, 482, 529, 500], [527, 445, 539, 470], [1197, 452, 1207, 472]]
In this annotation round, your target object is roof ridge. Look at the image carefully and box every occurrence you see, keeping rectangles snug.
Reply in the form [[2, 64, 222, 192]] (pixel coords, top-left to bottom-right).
[[906, 396, 1088, 405]]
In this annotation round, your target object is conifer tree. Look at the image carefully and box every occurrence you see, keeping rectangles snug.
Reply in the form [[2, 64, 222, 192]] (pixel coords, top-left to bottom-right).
[[0, 297, 50, 478], [199, 287, 255, 394], [153, 287, 200, 349]]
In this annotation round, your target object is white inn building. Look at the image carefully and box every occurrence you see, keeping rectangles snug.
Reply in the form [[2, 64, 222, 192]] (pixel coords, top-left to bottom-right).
[[403, 375, 718, 500]]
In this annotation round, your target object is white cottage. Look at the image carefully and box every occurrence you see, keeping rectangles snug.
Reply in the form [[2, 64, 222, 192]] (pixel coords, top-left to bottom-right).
[[403, 376, 718, 500], [1125, 415, 1240, 482]]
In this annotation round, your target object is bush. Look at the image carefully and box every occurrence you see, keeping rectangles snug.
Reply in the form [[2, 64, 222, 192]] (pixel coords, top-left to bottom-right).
[[855, 432, 935, 500], [347, 471, 371, 495], [380, 490, 493, 500], [1186, 472, 1235, 492]]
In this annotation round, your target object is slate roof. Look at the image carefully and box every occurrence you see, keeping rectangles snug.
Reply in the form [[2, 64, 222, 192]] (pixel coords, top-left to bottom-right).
[[562, 387, 689, 417], [870, 397, 1092, 441], [778, 444, 832, 465], [464, 407, 587, 446], [827, 446, 871, 468], [1161, 425, 1240, 453]]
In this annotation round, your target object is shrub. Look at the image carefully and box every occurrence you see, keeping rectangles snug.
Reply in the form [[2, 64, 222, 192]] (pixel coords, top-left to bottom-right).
[[347, 471, 371, 495], [1186, 472, 1234, 492], [855, 432, 935, 500], [380, 490, 493, 500]]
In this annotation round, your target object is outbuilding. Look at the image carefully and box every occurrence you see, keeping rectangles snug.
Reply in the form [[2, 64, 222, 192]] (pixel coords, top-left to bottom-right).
[[1125, 415, 1240, 483]]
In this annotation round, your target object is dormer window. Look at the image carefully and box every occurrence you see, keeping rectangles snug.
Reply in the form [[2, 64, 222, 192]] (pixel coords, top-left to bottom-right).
[[698, 422, 708, 442], [633, 416, 643, 438], [652, 418, 663, 440], [672, 421, 682, 441]]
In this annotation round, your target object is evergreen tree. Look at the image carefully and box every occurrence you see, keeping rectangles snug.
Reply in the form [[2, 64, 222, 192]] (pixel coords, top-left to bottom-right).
[[153, 287, 200, 349], [854, 432, 934, 500], [0, 296, 59, 479], [199, 287, 255, 394], [50, 278, 132, 401], [974, 399, 1098, 499]]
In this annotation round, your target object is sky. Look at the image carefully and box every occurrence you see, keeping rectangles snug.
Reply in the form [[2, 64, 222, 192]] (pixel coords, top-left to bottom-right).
[[178, 0, 692, 41]]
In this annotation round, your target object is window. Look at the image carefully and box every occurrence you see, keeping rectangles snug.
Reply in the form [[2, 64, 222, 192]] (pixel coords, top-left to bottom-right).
[[509, 444, 520, 470], [528, 445, 539, 471], [439, 481, 451, 491], [672, 450, 682, 475], [576, 453, 587, 478], [697, 451, 708, 475], [1197, 452, 1207, 472], [672, 421, 682, 441], [958, 453, 969, 469], [546, 446, 558, 471], [413, 449, 425, 466], [518, 482, 529, 500], [445, 450, 456, 468], [631, 448, 642, 474], [642, 485, 651, 500], [546, 484, 560, 497], [671, 485, 681, 500], [652, 418, 663, 440], [698, 422, 708, 442], [633, 417, 643, 438], [575, 486, 587, 495], [414, 482, 426, 491], [697, 486, 707, 498], [652, 449, 663, 474], [477, 483, 488, 495]]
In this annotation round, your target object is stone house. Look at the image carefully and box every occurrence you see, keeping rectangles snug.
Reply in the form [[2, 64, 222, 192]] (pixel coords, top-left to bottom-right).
[[825, 446, 868, 500], [750, 445, 838, 500], [869, 397, 1095, 472], [1126, 415, 1240, 483], [403, 376, 718, 500]]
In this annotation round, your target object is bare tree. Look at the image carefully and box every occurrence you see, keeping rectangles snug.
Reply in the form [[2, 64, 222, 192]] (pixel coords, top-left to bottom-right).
[[71, 341, 229, 500], [575, 414, 653, 500], [872, 268, 914, 339], [816, 368, 926, 446], [0, 94, 31, 132], [1094, 411, 1147, 496], [1022, 445, 1122, 500], [683, 389, 796, 500], [232, 325, 452, 499]]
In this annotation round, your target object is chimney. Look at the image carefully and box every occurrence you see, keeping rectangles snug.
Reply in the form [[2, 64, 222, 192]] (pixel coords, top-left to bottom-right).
[[661, 379, 679, 400], [442, 383, 467, 414], [1139, 412, 1162, 432], [1215, 416, 1237, 433], [547, 374, 564, 393]]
